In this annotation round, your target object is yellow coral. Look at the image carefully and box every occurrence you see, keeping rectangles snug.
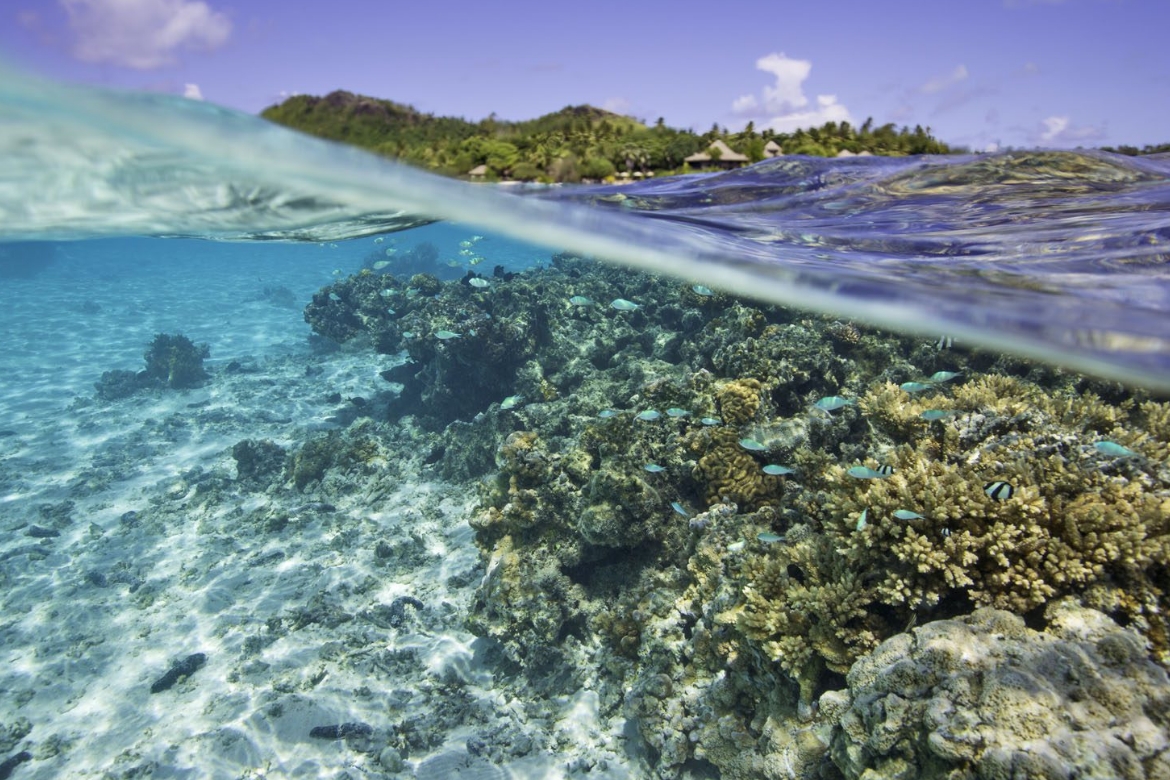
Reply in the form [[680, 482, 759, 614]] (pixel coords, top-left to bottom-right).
[[692, 428, 779, 510], [716, 378, 763, 426]]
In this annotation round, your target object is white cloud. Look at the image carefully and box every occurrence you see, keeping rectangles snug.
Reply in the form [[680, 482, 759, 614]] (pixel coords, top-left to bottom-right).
[[60, 0, 231, 69], [733, 52, 852, 132], [601, 97, 631, 115], [920, 64, 968, 94], [183, 82, 203, 100], [1036, 115, 1105, 145]]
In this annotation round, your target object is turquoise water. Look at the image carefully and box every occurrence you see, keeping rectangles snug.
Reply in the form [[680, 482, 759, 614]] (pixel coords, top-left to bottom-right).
[[2, 72, 1169, 780]]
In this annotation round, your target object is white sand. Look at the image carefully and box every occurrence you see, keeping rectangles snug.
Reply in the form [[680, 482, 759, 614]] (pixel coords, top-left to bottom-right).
[[0, 238, 637, 778]]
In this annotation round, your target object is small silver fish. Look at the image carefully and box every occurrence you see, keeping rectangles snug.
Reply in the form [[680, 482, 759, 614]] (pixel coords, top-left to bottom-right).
[[893, 509, 924, 520], [699, 417, 723, 426], [374, 237, 384, 244], [856, 508, 868, 531], [610, 298, 640, 311], [598, 409, 619, 419], [919, 409, 955, 421], [468, 277, 490, 288], [762, 465, 795, 476], [569, 295, 593, 306], [671, 501, 690, 518], [739, 438, 768, 452], [757, 532, 785, 543], [372, 260, 391, 270], [435, 330, 461, 340], [727, 540, 746, 553], [328, 292, 341, 302], [847, 466, 890, 479], [691, 284, 714, 296], [635, 410, 661, 421], [666, 408, 690, 418], [900, 382, 933, 394], [929, 371, 961, 383], [500, 395, 522, 410], [643, 464, 666, 473]]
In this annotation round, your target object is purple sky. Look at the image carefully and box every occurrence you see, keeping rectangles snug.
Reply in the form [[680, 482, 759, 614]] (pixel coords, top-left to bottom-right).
[[4, 0, 1169, 150]]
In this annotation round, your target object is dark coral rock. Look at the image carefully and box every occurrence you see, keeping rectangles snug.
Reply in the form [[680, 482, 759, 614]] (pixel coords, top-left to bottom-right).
[[309, 722, 374, 740], [0, 751, 32, 780], [143, 333, 210, 389], [94, 368, 147, 401], [149, 652, 207, 693], [231, 438, 287, 485]]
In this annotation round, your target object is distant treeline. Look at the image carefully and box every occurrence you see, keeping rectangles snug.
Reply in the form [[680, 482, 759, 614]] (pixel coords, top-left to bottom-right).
[[260, 90, 957, 182], [1101, 143, 1170, 156]]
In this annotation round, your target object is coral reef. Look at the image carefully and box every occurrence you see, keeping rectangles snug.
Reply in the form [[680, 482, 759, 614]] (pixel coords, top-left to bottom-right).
[[305, 249, 1170, 779], [143, 333, 209, 389], [831, 603, 1170, 780]]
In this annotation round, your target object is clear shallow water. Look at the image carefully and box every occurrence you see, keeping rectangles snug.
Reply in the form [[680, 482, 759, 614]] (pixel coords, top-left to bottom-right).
[[3, 70, 1170, 389]]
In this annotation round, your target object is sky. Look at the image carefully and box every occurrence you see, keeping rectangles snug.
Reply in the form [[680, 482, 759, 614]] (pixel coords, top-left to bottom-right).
[[3, 0, 1169, 151]]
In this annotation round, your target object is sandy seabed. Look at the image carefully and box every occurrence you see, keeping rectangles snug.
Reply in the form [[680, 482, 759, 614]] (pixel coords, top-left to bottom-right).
[[0, 239, 632, 779]]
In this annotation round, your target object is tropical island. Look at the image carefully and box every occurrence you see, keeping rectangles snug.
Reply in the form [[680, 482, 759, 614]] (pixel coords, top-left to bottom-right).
[[260, 90, 957, 183]]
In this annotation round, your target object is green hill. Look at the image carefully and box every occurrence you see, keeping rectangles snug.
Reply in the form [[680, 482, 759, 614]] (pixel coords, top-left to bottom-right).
[[261, 90, 957, 182]]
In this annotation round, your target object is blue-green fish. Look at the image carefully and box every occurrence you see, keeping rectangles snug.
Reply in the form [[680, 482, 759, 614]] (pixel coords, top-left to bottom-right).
[[739, 438, 768, 452], [856, 508, 868, 531], [569, 295, 593, 306], [919, 409, 955, 421], [700, 417, 723, 426], [814, 396, 853, 413], [500, 395, 522, 410], [635, 410, 661, 421], [762, 465, 795, 476], [1095, 441, 1138, 457], [671, 501, 690, 518], [929, 371, 961, 383], [666, 408, 691, 418], [691, 284, 714, 296], [598, 409, 619, 419], [643, 464, 666, 473], [893, 509, 924, 520], [757, 532, 785, 543], [847, 466, 890, 479], [435, 330, 460, 340], [900, 382, 933, 394], [610, 298, 640, 311]]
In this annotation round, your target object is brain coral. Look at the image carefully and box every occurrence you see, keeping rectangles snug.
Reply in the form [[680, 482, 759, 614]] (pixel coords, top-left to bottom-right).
[[716, 378, 763, 426], [690, 428, 782, 510]]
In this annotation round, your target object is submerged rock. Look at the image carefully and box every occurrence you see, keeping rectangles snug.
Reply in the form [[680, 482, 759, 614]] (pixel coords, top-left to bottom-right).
[[831, 604, 1170, 780]]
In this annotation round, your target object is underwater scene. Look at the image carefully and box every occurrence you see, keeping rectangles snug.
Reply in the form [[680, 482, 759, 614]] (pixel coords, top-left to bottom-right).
[[2, 76, 1170, 780]]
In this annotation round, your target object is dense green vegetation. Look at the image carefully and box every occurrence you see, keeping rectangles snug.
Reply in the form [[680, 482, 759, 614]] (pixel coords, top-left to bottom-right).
[[261, 90, 957, 182], [1101, 143, 1170, 156]]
